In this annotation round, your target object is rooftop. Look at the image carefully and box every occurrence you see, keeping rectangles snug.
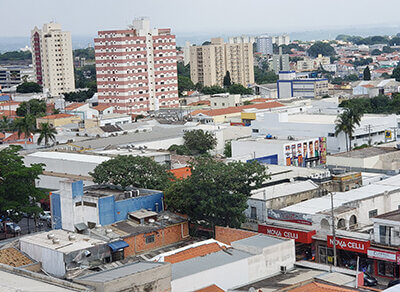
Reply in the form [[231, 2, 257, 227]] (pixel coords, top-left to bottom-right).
[[164, 242, 224, 264], [330, 147, 398, 158], [0, 248, 33, 267], [374, 209, 400, 222], [19, 229, 107, 254], [83, 184, 161, 200], [65, 103, 85, 111], [76, 261, 165, 283], [39, 113, 76, 120], [93, 104, 113, 112], [250, 180, 319, 201], [232, 234, 287, 250]]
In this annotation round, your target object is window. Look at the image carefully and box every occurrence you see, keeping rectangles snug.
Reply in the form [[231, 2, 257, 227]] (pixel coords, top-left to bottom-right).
[[83, 201, 97, 208], [369, 209, 378, 218], [328, 133, 335, 137], [250, 207, 257, 219], [252, 129, 259, 133], [145, 235, 155, 244], [75, 201, 82, 207]]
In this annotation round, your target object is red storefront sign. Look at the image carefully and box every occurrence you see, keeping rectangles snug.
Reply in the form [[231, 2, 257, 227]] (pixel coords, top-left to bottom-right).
[[367, 248, 400, 263], [258, 224, 316, 243], [327, 236, 370, 254]]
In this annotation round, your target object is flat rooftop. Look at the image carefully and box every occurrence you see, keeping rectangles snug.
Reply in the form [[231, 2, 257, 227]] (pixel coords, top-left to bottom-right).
[[330, 147, 398, 158], [83, 184, 160, 200], [76, 261, 165, 283], [236, 136, 319, 144], [250, 180, 319, 200], [286, 113, 390, 125], [232, 234, 286, 250], [19, 229, 107, 254], [26, 151, 110, 164], [375, 209, 400, 222]]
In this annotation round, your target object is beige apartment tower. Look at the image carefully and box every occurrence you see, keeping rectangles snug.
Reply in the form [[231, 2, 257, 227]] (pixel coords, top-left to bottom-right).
[[190, 38, 254, 87], [31, 22, 75, 96]]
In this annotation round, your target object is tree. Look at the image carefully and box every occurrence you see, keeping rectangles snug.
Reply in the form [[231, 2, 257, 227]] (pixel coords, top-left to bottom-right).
[[14, 115, 36, 148], [165, 157, 268, 229], [371, 49, 382, 56], [178, 76, 195, 96], [392, 66, 400, 82], [0, 146, 45, 224], [307, 42, 336, 57], [254, 67, 278, 84], [37, 122, 57, 146], [16, 82, 42, 93], [168, 144, 191, 155], [0, 51, 31, 62], [335, 108, 363, 151], [363, 66, 371, 81], [223, 141, 232, 157], [335, 110, 350, 151], [0, 116, 14, 133], [177, 63, 191, 78], [228, 84, 253, 95], [90, 155, 174, 190], [201, 85, 226, 95], [63, 90, 95, 102], [223, 71, 232, 87], [382, 46, 395, 54], [347, 108, 363, 151], [16, 99, 46, 117], [183, 129, 217, 155]]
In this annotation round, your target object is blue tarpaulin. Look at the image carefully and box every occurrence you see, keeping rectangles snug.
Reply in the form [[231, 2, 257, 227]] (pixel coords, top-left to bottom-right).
[[108, 240, 129, 251], [0, 95, 10, 102]]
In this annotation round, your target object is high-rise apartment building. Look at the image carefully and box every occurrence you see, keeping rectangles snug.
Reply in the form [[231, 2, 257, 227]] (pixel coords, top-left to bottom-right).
[[31, 22, 75, 96], [94, 18, 179, 114], [272, 34, 290, 46], [190, 38, 254, 87], [256, 35, 273, 55], [271, 47, 290, 74]]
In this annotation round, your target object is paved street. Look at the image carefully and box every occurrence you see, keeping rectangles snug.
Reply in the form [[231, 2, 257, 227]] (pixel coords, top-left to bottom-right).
[[0, 217, 51, 240]]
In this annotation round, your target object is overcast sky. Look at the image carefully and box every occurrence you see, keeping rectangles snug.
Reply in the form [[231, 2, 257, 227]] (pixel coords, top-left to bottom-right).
[[1, 0, 400, 37]]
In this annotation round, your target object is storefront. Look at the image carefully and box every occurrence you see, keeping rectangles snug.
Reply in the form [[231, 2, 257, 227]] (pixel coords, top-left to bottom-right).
[[317, 236, 373, 273], [258, 224, 316, 260], [367, 247, 400, 279]]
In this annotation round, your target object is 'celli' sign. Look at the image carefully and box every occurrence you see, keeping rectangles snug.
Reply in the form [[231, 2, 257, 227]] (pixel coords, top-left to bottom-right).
[[327, 235, 370, 254]]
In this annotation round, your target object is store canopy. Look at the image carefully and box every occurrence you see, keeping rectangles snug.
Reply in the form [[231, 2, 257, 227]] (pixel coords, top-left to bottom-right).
[[108, 240, 129, 252]]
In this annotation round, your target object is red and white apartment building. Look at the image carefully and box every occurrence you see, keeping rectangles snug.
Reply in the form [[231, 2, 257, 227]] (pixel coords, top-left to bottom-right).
[[94, 18, 179, 115]]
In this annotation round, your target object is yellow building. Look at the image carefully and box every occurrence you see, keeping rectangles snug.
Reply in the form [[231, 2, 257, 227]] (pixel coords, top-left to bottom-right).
[[36, 113, 81, 128]]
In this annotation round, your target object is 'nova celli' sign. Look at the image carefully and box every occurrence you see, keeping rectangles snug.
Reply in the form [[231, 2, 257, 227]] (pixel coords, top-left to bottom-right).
[[327, 235, 370, 254]]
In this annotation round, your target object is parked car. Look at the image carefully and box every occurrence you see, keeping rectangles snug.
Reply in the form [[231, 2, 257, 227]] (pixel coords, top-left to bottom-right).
[[39, 211, 51, 221], [1, 222, 21, 234], [364, 272, 378, 286]]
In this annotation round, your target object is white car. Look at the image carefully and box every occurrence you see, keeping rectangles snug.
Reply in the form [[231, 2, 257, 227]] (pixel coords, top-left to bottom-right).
[[39, 211, 51, 221]]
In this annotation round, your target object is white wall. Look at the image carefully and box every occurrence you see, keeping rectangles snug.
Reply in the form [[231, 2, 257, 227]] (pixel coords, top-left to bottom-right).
[[20, 240, 65, 277]]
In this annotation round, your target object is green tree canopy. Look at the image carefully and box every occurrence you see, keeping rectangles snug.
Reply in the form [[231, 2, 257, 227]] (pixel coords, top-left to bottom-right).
[[0, 51, 32, 62], [335, 108, 363, 151], [223, 71, 232, 87], [14, 114, 36, 147], [16, 82, 42, 93], [223, 141, 232, 157], [37, 122, 57, 146], [178, 75, 195, 96], [64, 90, 95, 102], [392, 67, 400, 82], [201, 85, 226, 95], [177, 63, 191, 78], [90, 155, 174, 190], [165, 158, 268, 228], [16, 99, 46, 117], [254, 67, 278, 84], [183, 129, 217, 155], [228, 84, 253, 95], [73, 48, 95, 60], [363, 66, 371, 81], [0, 146, 45, 223], [371, 49, 382, 56], [307, 42, 336, 57]]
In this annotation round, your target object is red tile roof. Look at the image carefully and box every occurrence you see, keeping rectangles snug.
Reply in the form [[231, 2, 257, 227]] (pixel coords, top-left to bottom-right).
[[65, 103, 85, 110], [250, 98, 273, 103], [0, 133, 4, 139], [187, 100, 210, 106], [191, 101, 284, 117], [40, 113, 75, 119], [164, 243, 224, 264], [361, 84, 374, 88], [3, 132, 33, 144], [289, 281, 357, 292], [93, 104, 113, 112], [196, 285, 225, 292]]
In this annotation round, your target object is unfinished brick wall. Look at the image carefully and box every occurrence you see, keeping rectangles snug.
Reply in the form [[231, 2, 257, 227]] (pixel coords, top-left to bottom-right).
[[124, 222, 189, 257], [215, 226, 257, 245]]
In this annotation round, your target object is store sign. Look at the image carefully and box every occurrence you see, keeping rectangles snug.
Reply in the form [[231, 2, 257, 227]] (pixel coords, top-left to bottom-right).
[[258, 224, 316, 243], [367, 248, 398, 262], [267, 209, 313, 226], [327, 236, 370, 254]]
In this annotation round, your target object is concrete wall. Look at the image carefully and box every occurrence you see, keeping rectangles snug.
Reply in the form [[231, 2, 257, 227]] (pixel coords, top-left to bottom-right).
[[19, 240, 65, 277]]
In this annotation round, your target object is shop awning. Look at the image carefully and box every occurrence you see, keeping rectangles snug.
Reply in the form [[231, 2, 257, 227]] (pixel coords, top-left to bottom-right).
[[108, 240, 129, 252]]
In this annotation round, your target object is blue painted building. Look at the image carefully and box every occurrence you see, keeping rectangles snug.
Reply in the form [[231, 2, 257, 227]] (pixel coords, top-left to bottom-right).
[[50, 180, 164, 232], [277, 71, 328, 99]]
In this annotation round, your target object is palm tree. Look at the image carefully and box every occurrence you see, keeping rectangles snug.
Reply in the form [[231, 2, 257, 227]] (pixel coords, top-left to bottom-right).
[[335, 111, 350, 152], [37, 122, 57, 146], [347, 108, 363, 151], [0, 116, 12, 133], [14, 115, 36, 148]]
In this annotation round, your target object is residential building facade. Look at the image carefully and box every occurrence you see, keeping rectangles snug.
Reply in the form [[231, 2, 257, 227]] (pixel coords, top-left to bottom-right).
[[94, 18, 179, 115], [190, 37, 254, 87], [277, 71, 328, 99], [31, 22, 75, 96], [256, 35, 273, 55]]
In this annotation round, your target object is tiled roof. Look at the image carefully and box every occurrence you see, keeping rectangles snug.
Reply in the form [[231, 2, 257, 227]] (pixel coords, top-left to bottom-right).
[[188, 100, 210, 106], [65, 103, 85, 110], [289, 281, 357, 291], [250, 98, 273, 103], [3, 132, 33, 144], [164, 242, 224, 264], [93, 104, 113, 112], [0, 248, 32, 267], [0, 133, 4, 139], [196, 285, 225, 292], [191, 101, 284, 117], [40, 113, 74, 119]]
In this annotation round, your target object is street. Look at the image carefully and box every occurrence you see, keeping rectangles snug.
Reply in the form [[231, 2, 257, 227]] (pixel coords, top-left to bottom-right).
[[0, 217, 51, 240]]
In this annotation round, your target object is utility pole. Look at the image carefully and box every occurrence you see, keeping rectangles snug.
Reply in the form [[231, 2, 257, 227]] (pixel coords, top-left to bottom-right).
[[365, 124, 372, 146], [330, 192, 337, 267]]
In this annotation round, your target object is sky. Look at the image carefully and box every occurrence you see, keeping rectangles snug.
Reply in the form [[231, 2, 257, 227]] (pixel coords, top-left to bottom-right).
[[1, 0, 400, 38]]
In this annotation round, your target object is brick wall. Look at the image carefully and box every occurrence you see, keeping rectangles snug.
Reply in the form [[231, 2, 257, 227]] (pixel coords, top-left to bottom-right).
[[215, 226, 257, 245], [124, 222, 189, 257]]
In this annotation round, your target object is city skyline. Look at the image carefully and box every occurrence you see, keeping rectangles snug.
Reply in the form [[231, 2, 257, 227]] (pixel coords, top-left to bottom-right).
[[1, 0, 400, 38]]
